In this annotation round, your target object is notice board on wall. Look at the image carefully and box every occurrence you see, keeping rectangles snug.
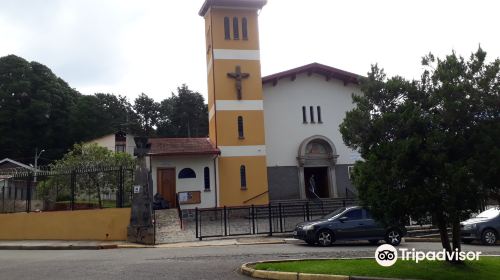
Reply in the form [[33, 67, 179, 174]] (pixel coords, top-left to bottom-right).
[[178, 191, 201, 205]]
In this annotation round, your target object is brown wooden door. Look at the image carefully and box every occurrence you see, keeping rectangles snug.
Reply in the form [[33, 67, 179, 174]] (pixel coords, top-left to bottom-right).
[[157, 168, 176, 208]]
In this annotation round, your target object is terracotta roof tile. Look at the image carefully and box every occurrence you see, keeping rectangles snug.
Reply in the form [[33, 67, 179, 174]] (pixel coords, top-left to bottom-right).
[[148, 138, 220, 156]]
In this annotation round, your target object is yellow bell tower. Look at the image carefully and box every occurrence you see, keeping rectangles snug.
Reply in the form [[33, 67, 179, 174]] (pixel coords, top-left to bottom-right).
[[199, 0, 269, 206]]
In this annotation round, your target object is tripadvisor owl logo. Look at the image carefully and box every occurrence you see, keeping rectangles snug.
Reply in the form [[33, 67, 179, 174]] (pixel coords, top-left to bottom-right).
[[375, 244, 482, 266], [375, 244, 398, 267]]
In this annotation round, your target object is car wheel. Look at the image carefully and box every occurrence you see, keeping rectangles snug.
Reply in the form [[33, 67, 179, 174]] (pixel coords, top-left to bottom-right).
[[385, 229, 402, 246], [481, 229, 497, 246], [316, 229, 334, 246], [462, 239, 473, 244], [369, 240, 379, 245]]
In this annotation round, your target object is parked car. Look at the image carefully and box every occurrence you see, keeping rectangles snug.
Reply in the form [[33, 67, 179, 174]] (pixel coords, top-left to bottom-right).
[[461, 207, 500, 245], [293, 206, 406, 246]]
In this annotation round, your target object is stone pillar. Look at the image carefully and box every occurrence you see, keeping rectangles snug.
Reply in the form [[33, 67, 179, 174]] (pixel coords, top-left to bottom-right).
[[127, 137, 155, 245]]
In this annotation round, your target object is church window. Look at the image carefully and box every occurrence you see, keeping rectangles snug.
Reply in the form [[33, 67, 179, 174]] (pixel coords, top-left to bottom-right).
[[115, 144, 126, 153], [204, 167, 210, 190], [224, 17, 230, 40], [302, 106, 307, 123], [348, 165, 354, 180], [178, 168, 196, 179], [238, 116, 244, 139], [233, 17, 239, 40], [240, 165, 247, 189], [309, 106, 315, 123], [317, 106, 322, 123], [242, 17, 248, 40]]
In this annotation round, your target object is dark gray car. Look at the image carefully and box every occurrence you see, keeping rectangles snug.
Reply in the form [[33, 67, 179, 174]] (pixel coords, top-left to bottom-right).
[[461, 207, 500, 245], [293, 206, 406, 246]]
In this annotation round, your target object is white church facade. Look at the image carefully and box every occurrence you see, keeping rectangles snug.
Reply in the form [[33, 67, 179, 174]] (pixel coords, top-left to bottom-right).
[[263, 63, 361, 201]]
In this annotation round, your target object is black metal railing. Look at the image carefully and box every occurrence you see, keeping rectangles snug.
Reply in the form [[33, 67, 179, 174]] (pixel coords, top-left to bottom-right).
[[194, 198, 358, 240], [0, 165, 134, 213], [176, 193, 183, 229]]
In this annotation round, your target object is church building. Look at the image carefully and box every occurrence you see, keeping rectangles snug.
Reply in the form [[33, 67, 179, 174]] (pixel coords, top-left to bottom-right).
[[97, 0, 362, 210]]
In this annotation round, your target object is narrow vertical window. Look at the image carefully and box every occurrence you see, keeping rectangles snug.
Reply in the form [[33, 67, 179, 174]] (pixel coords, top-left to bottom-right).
[[310, 106, 315, 123], [238, 116, 244, 139], [204, 167, 210, 190], [233, 17, 239, 40], [242, 17, 248, 40], [302, 106, 307, 123], [240, 165, 247, 189], [224, 17, 230, 40], [317, 106, 322, 123], [348, 166, 354, 180]]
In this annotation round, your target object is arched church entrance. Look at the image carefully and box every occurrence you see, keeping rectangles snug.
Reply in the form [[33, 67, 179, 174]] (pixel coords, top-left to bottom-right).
[[297, 136, 339, 199]]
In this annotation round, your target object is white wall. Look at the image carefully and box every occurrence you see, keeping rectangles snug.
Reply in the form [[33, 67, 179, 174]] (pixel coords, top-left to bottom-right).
[[151, 155, 217, 209], [125, 134, 136, 155], [263, 73, 362, 166], [90, 134, 115, 152], [89, 134, 136, 156]]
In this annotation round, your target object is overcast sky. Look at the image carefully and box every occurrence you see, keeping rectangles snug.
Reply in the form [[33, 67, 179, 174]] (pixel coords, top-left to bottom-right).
[[1, 0, 499, 102]]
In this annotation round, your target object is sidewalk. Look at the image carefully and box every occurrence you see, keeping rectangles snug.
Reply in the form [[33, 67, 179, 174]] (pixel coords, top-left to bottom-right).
[[0, 236, 287, 250]]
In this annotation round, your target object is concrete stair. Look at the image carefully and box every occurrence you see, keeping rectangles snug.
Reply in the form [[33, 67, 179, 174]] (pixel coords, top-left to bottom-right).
[[154, 209, 196, 244]]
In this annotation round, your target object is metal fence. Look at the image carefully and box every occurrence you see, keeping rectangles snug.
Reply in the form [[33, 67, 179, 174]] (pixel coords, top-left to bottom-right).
[[0, 165, 134, 213], [194, 198, 358, 240]]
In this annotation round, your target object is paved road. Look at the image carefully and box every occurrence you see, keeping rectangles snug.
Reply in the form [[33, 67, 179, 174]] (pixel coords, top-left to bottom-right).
[[0, 241, 499, 280]]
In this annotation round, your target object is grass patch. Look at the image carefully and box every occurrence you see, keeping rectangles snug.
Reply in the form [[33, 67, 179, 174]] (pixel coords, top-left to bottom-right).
[[254, 257, 500, 280]]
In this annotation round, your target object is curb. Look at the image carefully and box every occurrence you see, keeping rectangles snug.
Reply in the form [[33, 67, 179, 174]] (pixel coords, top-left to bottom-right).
[[0, 238, 285, 250], [241, 259, 421, 280], [404, 238, 441, 242], [0, 244, 119, 250]]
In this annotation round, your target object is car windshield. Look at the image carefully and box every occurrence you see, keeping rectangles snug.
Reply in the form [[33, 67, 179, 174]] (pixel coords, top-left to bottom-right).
[[322, 207, 347, 219], [476, 208, 500, 219]]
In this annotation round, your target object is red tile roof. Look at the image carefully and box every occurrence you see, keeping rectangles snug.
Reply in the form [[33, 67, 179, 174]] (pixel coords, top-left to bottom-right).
[[262, 62, 361, 86], [148, 138, 220, 156]]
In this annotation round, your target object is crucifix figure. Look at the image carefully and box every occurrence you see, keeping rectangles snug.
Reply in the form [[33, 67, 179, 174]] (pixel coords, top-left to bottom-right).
[[227, 65, 250, 100]]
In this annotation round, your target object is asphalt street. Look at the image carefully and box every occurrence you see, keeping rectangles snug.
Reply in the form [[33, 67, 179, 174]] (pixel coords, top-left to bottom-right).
[[0, 241, 499, 280]]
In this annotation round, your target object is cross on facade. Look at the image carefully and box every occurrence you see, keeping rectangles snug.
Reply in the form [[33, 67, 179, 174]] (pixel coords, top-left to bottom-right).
[[227, 65, 250, 100]]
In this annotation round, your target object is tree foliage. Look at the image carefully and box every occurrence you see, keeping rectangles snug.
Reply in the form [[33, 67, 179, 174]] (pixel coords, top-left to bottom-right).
[[0, 55, 79, 162], [133, 93, 160, 136], [157, 84, 208, 137], [340, 47, 500, 258], [70, 93, 141, 142], [45, 143, 135, 208]]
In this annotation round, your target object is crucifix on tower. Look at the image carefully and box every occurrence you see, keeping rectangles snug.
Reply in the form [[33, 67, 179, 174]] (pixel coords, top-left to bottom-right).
[[227, 65, 250, 100]]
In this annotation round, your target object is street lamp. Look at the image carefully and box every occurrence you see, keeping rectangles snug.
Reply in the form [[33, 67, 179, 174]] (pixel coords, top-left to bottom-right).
[[34, 148, 45, 184]]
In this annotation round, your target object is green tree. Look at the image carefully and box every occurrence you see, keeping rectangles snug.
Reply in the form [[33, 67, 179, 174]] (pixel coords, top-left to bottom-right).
[[340, 48, 500, 260], [157, 84, 208, 137], [70, 93, 140, 142], [0, 55, 79, 161], [133, 93, 159, 136], [48, 143, 135, 208]]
